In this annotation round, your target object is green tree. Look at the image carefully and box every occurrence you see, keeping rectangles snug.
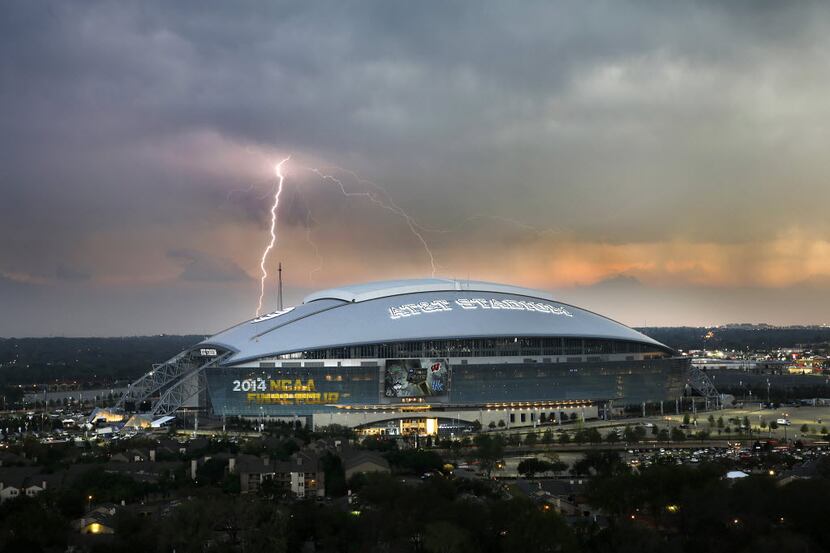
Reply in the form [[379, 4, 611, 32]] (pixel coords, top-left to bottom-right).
[[670, 427, 686, 441], [320, 452, 347, 497], [518, 458, 552, 478], [542, 429, 554, 444], [544, 453, 568, 476], [558, 432, 570, 445], [524, 431, 538, 446], [473, 435, 505, 477], [586, 427, 603, 444]]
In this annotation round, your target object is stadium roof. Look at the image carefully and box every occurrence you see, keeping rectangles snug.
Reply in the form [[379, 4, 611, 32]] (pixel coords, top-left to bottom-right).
[[303, 278, 557, 304], [202, 279, 671, 364]]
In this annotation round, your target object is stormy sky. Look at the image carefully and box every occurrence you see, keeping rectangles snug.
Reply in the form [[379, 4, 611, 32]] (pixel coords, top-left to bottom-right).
[[3, 1, 830, 336]]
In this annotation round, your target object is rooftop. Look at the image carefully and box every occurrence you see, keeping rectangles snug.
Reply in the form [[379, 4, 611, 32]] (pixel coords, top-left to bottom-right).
[[303, 278, 557, 304]]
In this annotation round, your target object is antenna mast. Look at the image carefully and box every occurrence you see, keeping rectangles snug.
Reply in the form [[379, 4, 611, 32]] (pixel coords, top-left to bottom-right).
[[277, 262, 283, 311]]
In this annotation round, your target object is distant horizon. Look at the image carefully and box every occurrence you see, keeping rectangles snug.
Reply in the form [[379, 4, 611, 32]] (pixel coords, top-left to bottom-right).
[[4, 322, 830, 340]]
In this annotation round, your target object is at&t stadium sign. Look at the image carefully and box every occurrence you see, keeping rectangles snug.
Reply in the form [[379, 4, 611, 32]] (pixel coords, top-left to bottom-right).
[[388, 298, 573, 320]]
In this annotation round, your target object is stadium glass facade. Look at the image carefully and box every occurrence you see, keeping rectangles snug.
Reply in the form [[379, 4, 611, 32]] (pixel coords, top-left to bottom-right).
[[204, 338, 687, 417]]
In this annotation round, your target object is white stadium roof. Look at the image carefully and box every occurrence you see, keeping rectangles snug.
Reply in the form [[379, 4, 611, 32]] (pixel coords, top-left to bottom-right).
[[202, 279, 670, 364], [303, 278, 557, 304]]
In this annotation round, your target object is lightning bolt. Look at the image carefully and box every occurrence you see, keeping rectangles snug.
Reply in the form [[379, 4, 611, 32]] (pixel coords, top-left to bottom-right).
[[256, 156, 290, 317], [297, 191, 324, 286], [306, 167, 438, 276], [315, 167, 564, 237]]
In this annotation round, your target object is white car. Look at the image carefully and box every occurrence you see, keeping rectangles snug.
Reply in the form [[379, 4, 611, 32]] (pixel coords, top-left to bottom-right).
[[776, 418, 791, 426]]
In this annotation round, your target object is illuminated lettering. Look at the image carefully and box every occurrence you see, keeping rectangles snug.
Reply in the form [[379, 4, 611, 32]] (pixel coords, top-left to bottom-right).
[[388, 306, 409, 319], [268, 379, 316, 392], [388, 297, 573, 319], [245, 390, 340, 405]]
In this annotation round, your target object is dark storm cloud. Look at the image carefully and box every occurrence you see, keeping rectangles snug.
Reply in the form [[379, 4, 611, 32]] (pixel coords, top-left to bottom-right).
[[3, 1, 830, 335], [167, 250, 251, 283]]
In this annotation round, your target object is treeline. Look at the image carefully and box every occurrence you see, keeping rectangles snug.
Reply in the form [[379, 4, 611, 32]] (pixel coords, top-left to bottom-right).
[[0, 336, 204, 386], [638, 326, 830, 352], [7, 456, 830, 552]]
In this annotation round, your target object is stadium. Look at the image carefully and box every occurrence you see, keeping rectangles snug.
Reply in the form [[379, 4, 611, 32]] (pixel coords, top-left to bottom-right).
[[120, 279, 699, 435]]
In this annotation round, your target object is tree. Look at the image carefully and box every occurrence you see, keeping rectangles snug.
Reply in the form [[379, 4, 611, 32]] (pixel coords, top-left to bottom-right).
[[670, 427, 686, 441], [769, 420, 779, 431], [385, 450, 444, 475], [623, 426, 643, 444], [605, 431, 620, 444], [320, 452, 347, 497], [518, 458, 551, 478], [558, 432, 570, 445], [586, 427, 603, 444], [488, 421, 496, 430], [657, 428, 670, 442], [542, 429, 553, 444], [544, 453, 568, 476], [569, 412, 578, 422], [683, 413, 690, 425], [498, 420, 506, 428], [524, 432, 538, 446], [474, 435, 505, 477], [800, 424, 809, 433], [717, 416, 725, 428]]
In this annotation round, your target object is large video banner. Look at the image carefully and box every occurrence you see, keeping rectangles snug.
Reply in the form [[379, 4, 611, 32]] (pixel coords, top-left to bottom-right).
[[383, 358, 450, 402]]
